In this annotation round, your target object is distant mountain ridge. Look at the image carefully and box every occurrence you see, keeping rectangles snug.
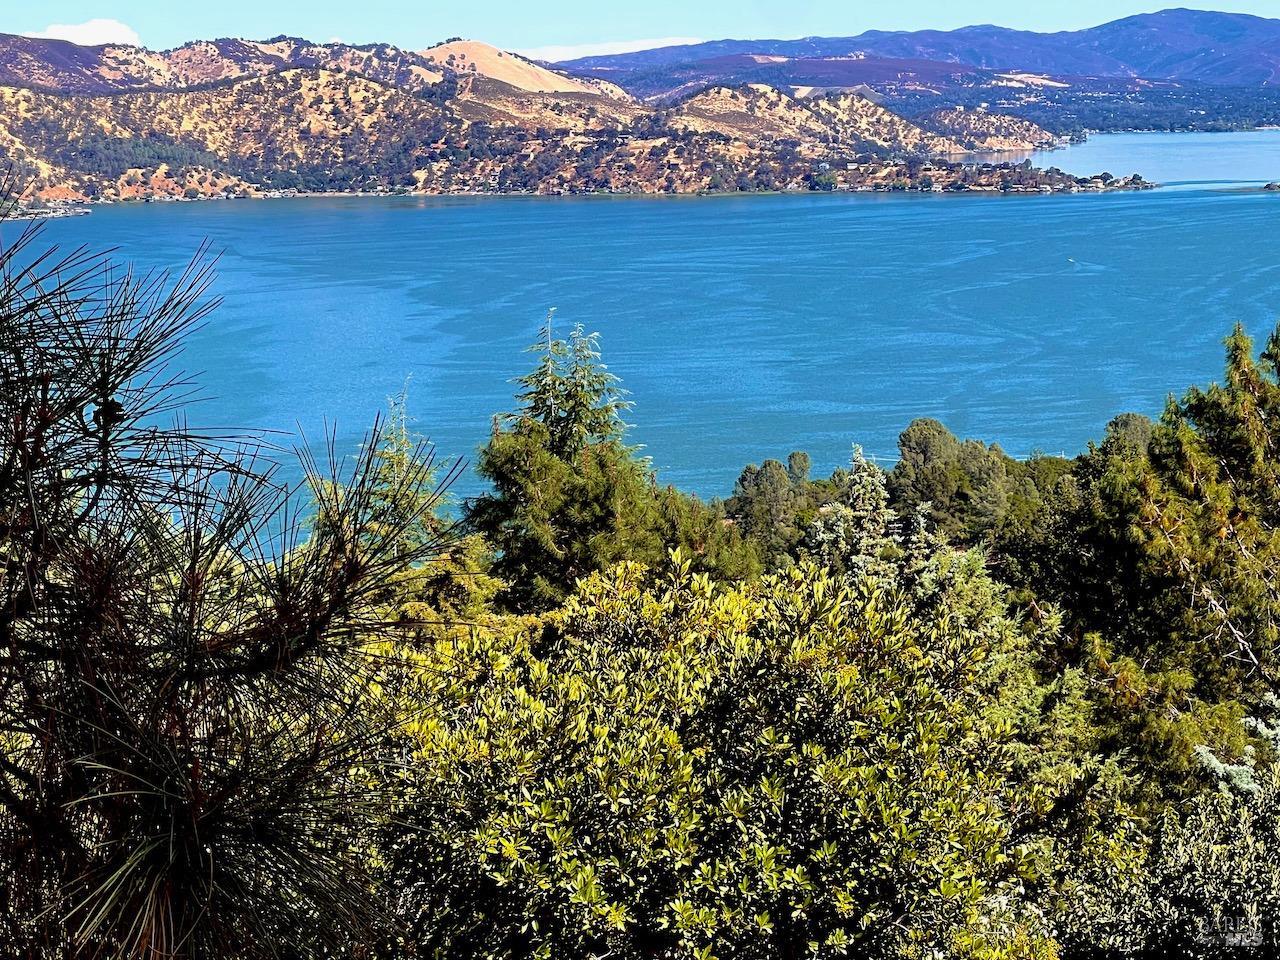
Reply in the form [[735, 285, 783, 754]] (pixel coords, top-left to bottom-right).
[[0, 33, 631, 100], [0, 34, 448, 94], [562, 9, 1280, 88], [0, 31, 1072, 203]]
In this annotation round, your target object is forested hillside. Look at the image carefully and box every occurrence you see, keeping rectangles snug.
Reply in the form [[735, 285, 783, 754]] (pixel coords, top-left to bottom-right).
[[560, 9, 1280, 135], [4, 192, 1280, 958], [0, 31, 1091, 202]]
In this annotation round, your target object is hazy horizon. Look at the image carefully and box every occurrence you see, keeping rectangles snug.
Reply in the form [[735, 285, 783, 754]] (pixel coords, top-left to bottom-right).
[[12, 2, 1280, 62]]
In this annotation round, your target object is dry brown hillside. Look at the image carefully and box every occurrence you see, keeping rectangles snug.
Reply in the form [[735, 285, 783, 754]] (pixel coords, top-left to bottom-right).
[[916, 107, 1061, 152], [421, 40, 627, 99], [671, 85, 967, 155], [156, 38, 446, 91], [0, 69, 447, 198], [0, 32, 1109, 202], [0, 33, 446, 94], [452, 74, 645, 131]]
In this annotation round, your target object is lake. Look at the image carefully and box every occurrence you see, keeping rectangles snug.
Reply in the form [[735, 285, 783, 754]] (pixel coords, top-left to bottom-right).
[[1032, 128, 1280, 188], [28, 130, 1280, 497]]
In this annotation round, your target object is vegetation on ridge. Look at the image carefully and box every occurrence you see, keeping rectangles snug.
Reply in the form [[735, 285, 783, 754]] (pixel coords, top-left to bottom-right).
[[0, 32, 1138, 204]]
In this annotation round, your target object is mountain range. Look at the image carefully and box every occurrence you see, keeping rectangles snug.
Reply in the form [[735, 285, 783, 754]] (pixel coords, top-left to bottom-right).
[[562, 9, 1280, 91], [1, 8, 1272, 205], [0, 31, 1079, 203]]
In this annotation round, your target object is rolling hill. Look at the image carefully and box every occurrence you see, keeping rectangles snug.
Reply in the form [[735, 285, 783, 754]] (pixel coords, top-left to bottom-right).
[[0, 29, 1121, 203], [0, 34, 451, 94], [669, 84, 968, 154], [421, 40, 629, 98]]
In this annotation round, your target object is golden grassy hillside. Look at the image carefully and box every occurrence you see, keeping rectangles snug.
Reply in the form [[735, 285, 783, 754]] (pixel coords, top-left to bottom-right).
[[917, 107, 1061, 152], [421, 40, 624, 98], [0, 32, 1073, 202], [0, 34, 446, 93], [671, 84, 968, 155]]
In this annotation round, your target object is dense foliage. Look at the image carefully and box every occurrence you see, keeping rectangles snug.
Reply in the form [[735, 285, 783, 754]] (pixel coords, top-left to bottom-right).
[[886, 86, 1280, 139], [5, 199, 1280, 957], [389, 556, 1060, 959], [468, 313, 758, 611], [0, 206, 453, 956]]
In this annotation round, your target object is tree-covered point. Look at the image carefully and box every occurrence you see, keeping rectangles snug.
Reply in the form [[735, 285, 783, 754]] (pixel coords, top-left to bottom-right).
[[7, 190, 1280, 958]]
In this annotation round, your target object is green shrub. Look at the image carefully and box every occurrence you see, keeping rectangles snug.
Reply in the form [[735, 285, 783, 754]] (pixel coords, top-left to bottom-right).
[[382, 544, 1119, 959], [1060, 766, 1280, 958]]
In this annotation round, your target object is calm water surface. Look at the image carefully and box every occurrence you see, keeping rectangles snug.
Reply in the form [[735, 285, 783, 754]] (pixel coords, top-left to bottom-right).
[[1033, 129, 1280, 187], [31, 130, 1280, 496]]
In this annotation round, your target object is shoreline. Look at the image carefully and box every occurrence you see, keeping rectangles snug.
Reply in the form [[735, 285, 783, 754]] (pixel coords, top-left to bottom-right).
[[20, 174, 1159, 217], [38, 124, 1280, 216], [9, 206, 94, 222], [33, 121, 1280, 219]]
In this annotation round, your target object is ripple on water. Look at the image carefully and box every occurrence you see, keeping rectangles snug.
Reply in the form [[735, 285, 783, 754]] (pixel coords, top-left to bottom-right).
[[34, 144, 1280, 494]]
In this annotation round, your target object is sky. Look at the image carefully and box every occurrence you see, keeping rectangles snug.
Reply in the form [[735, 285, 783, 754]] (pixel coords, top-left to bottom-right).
[[12, 2, 1280, 60]]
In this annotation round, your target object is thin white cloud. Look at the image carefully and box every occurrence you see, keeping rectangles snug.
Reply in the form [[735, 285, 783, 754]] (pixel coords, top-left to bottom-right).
[[517, 37, 704, 63], [24, 18, 141, 47]]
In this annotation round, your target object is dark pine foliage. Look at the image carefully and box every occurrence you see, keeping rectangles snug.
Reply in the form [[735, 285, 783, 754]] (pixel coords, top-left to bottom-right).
[[0, 177, 456, 959]]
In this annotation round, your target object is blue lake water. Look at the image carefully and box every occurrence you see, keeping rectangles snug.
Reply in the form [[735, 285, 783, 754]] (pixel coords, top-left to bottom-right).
[[27, 130, 1280, 497], [1032, 128, 1280, 188]]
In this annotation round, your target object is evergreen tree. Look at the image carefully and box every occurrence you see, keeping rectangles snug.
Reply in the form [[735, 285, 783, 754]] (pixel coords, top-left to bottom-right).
[[513, 310, 629, 459], [365, 389, 499, 625], [1076, 325, 1280, 701], [1005, 325, 1280, 794], [0, 206, 449, 959], [467, 313, 657, 610], [802, 446, 900, 580], [1101, 324, 1280, 708], [726, 453, 827, 569], [890, 418, 1014, 541], [467, 313, 756, 611]]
